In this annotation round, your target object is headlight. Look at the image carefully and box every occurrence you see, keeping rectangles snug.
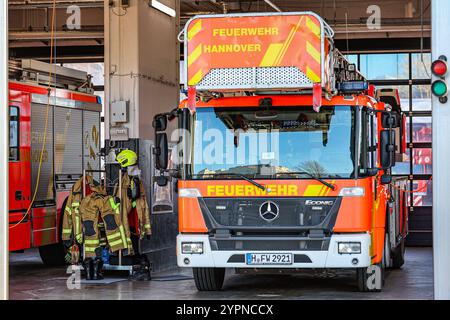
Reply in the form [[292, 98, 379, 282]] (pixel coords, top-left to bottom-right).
[[338, 242, 361, 254], [181, 242, 204, 254], [179, 188, 202, 198], [339, 187, 365, 197]]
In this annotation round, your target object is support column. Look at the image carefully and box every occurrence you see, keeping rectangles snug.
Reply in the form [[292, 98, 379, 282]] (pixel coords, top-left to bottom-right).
[[432, 0, 450, 300], [0, 0, 9, 301], [104, 0, 180, 271]]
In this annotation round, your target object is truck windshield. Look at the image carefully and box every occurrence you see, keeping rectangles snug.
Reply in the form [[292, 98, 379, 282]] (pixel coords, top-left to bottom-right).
[[189, 106, 356, 179]]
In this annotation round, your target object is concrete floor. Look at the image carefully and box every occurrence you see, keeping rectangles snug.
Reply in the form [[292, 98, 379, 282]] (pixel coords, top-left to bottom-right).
[[9, 247, 433, 300]]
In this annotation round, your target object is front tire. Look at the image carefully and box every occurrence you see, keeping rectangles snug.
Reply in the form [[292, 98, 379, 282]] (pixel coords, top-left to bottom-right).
[[193, 267, 225, 291]]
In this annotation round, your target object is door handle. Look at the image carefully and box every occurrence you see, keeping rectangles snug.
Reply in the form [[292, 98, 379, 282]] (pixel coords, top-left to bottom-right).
[[15, 190, 23, 200]]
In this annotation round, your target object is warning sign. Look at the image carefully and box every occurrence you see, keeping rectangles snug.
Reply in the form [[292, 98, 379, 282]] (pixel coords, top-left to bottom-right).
[[185, 13, 323, 86]]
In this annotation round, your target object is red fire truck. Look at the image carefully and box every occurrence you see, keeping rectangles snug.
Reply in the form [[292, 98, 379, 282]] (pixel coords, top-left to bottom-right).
[[8, 60, 101, 265], [153, 12, 408, 292]]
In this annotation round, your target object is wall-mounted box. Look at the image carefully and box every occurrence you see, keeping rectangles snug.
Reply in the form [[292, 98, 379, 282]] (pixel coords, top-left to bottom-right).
[[111, 101, 129, 123], [110, 127, 129, 141]]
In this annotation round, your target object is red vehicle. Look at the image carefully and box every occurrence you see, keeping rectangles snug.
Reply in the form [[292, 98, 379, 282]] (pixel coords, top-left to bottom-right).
[[153, 12, 409, 291], [8, 60, 101, 265]]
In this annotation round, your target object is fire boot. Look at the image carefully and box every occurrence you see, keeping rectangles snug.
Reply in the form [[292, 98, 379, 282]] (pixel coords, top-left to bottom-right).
[[130, 260, 152, 281], [92, 257, 104, 280], [82, 258, 94, 280]]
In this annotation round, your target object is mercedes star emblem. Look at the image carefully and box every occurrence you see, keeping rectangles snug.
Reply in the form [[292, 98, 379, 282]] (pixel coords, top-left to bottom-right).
[[259, 201, 280, 222]]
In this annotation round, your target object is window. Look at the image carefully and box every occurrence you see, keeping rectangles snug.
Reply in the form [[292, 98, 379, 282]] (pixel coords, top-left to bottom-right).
[[412, 148, 432, 174], [360, 53, 409, 80], [377, 85, 410, 111], [412, 85, 431, 111], [345, 54, 358, 66], [392, 149, 411, 175], [412, 53, 431, 79], [370, 112, 378, 168], [9, 106, 20, 161], [360, 109, 378, 175], [412, 117, 432, 143], [62, 63, 104, 86], [411, 179, 433, 207], [190, 106, 357, 179]]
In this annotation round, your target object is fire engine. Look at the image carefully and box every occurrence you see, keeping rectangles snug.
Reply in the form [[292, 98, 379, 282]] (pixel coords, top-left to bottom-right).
[[153, 12, 408, 292], [8, 59, 101, 265]]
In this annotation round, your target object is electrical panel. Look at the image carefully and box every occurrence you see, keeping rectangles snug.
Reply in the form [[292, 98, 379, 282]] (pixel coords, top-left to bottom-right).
[[111, 100, 129, 123]]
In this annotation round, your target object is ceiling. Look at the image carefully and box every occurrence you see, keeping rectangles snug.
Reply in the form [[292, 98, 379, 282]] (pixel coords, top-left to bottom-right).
[[9, 0, 431, 62]]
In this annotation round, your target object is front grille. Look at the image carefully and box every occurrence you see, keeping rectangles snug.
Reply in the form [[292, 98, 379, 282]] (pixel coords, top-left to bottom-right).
[[200, 197, 341, 231], [211, 237, 330, 251]]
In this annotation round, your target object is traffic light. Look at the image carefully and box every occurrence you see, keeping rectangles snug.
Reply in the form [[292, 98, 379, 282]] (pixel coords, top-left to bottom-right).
[[431, 56, 449, 103], [432, 58, 448, 77]]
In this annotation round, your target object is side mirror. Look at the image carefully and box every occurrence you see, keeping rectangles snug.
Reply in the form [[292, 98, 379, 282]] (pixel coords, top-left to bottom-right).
[[380, 174, 392, 185], [154, 132, 168, 170], [366, 168, 379, 177], [380, 130, 396, 169], [153, 115, 167, 131]]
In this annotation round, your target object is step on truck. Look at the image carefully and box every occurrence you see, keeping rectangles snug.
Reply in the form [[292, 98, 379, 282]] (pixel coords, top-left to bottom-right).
[[8, 60, 102, 266], [153, 12, 408, 292]]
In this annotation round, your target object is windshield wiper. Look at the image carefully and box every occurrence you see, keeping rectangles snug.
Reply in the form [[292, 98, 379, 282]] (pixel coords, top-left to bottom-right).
[[211, 173, 266, 191], [275, 171, 336, 190]]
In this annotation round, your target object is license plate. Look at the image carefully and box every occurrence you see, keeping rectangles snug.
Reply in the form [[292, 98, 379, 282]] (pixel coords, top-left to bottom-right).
[[246, 253, 293, 265]]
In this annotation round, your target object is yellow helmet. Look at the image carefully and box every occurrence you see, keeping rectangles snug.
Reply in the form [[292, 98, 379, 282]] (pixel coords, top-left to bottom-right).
[[116, 149, 137, 168]]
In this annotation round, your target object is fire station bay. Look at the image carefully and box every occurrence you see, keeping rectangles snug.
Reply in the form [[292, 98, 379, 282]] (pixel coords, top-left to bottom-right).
[[4, 0, 450, 302]]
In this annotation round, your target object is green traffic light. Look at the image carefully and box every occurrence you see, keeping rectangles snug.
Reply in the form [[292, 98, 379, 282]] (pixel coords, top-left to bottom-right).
[[432, 80, 448, 97]]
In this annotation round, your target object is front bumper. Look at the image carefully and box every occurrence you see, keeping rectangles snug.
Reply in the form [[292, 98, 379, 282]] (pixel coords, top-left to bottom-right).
[[177, 233, 371, 269]]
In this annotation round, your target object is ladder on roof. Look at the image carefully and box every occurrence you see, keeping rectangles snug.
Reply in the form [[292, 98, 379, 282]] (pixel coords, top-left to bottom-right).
[[181, 12, 368, 96], [9, 59, 94, 94]]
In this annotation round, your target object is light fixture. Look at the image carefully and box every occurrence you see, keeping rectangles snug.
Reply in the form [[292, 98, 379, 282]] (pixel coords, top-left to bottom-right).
[[182, 242, 204, 254], [432, 80, 448, 97], [431, 56, 449, 103], [338, 242, 361, 254], [179, 188, 202, 198], [338, 187, 365, 197], [150, 0, 176, 17], [432, 58, 448, 78]]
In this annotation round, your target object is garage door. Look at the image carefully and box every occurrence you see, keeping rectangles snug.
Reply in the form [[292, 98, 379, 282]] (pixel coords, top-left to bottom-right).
[[348, 52, 433, 246]]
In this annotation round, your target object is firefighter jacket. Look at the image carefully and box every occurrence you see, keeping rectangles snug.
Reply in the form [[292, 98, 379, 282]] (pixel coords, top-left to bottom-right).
[[115, 171, 152, 241], [112, 173, 134, 255], [62, 175, 97, 243], [79, 192, 128, 258]]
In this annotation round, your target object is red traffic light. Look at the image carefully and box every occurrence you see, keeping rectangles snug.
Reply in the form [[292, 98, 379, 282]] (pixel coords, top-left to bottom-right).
[[432, 59, 448, 77]]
